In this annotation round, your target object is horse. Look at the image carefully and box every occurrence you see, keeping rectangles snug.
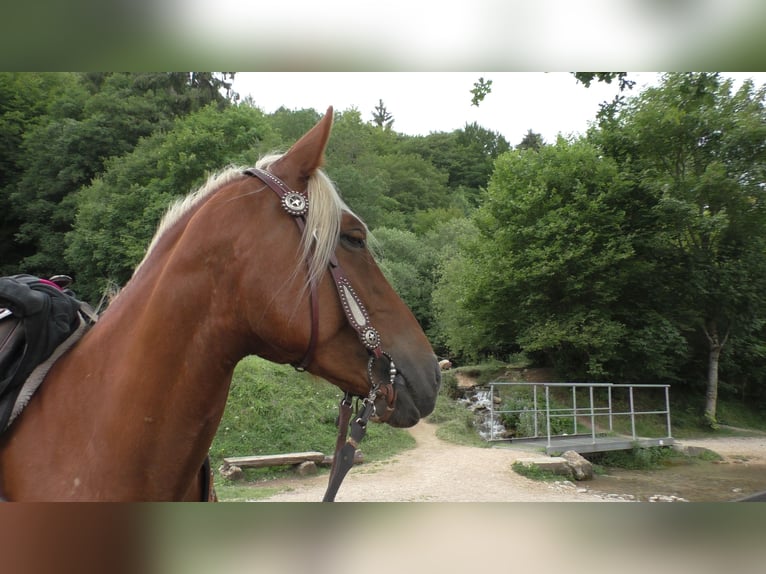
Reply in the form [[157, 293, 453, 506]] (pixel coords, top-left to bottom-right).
[[0, 106, 441, 501]]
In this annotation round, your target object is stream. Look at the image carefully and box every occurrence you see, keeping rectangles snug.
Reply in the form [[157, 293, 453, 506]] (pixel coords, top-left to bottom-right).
[[586, 459, 766, 502]]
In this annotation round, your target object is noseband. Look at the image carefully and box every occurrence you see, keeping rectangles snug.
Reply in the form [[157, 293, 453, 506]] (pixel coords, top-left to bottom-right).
[[243, 168, 397, 500]]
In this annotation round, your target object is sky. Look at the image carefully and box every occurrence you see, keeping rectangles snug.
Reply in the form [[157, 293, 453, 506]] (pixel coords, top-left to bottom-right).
[[231, 72, 764, 147]]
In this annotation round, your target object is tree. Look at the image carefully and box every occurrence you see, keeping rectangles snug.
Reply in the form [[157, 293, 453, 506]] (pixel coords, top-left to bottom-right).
[[5, 73, 238, 278], [572, 72, 634, 91], [0, 72, 77, 275], [441, 138, 638, 375], [516, 129, 545, 151], [373, 227, 438, 332], [593, 73, 766, 425], [66, 103, 276, 301], [371, 99, 394, 129]]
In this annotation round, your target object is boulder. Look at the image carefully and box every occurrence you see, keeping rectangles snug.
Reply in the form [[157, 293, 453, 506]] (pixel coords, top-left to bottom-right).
[[219, 464, 244, 481], [295, 461, 318, 476], [561, 450, 594, 481]]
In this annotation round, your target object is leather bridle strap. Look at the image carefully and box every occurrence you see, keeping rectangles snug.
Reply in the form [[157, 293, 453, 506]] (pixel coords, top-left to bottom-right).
[[243, 167, 318, 370], [243, 167, 385, 365]]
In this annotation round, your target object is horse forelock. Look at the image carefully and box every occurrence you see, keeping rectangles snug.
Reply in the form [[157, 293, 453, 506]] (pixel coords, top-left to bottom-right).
[[256, 154, 359, 290]]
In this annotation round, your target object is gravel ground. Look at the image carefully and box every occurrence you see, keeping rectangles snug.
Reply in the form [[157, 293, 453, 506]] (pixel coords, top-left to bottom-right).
[[254, 421, 766, 502]]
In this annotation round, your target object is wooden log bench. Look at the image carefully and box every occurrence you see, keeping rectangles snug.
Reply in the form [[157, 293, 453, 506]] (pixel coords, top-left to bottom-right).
[[219, 451, 363, 480]]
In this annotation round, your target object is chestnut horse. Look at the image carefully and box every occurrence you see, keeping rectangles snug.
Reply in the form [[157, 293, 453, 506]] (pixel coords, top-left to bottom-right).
[[0, 107, 440, 500]]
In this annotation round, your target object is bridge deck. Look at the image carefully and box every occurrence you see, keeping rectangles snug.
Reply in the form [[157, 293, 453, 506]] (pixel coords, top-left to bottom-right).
[[495, 434, 675, 455]]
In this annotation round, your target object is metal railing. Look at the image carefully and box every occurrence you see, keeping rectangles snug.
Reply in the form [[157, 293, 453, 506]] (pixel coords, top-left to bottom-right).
[[485, 382, 672, 448]]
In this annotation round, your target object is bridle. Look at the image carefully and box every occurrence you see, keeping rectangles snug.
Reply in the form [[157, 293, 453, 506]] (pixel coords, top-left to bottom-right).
[[243, 168, 397, 501]]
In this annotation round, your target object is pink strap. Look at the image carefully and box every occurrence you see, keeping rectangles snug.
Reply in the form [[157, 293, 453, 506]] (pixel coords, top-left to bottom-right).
[[37, 279, 62, 291]]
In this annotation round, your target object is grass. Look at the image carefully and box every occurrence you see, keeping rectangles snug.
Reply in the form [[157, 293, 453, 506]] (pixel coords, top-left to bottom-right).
[[426, 389, 488, 448], [214, 484, 288, 501], [510, 461, 563, 482], [209, 356, 416, 495]]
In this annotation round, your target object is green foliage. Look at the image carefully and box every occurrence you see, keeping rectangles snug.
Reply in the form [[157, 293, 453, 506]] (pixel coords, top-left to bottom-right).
[[511, 461, 561, 481], [66, 103, 277, 301], [452, 138, 637, 376], [4, 72, 239, 279], [371, 99, 394, 129], [470, 77, 493, 107], [587, 446, 678, 471], [426, 389, 488, 448]]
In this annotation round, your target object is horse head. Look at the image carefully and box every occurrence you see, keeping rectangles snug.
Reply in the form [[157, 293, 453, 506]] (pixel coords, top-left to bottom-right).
[[225, 107, 440, 427]]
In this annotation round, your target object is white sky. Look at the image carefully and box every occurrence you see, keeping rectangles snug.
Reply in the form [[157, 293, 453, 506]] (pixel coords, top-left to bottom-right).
[[231, 72, 765, 146]]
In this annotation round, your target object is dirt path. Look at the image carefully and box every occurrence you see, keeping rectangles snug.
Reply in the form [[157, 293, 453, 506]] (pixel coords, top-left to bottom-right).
[[259, 421, 597, 502], [255, 421, 766, 502]]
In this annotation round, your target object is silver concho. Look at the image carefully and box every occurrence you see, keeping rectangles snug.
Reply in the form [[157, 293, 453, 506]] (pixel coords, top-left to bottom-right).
[[282, 192, 308, 217], [361, 327, 381, 350]]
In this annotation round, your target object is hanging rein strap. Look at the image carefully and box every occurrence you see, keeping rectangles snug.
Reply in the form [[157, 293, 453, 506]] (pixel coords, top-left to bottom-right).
[[243, 168, 397, 500]]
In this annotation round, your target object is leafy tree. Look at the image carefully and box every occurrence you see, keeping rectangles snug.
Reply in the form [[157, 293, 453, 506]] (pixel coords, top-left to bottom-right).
[[435, 138, 670, 375], [66, 103, 276, 301], [0, 72, 78, 274], [572, 72, 635, 91], [473, 139, 639, 377], [268, 106, 321, 144], [430, 217, 487, 359], [403, 123, 509, 208], [373, 227, 437, 331], [5, 73, 238, 278], [596, 73, 766, 425]]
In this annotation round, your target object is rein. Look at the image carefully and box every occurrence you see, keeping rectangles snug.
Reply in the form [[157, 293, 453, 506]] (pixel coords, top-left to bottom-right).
[[243, 168, 397, 501]]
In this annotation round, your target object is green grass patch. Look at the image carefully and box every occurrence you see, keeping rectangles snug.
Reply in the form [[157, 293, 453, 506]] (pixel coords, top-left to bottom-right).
[[510, 461, 561, 481], [214, 484, 288, 501], [426, 384, 488, 447], [210, 356, 416, 483]]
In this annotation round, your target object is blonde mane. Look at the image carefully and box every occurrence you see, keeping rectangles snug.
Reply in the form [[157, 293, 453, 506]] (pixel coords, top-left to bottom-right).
[[136, 155, 357, 290]]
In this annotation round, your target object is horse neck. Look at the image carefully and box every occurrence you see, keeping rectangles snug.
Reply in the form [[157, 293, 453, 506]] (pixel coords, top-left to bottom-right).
[[14, 211, 257, 500]]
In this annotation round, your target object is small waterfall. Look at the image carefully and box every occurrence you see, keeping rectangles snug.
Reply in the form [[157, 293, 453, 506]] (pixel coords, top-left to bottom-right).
[[458, 388, 506, 441]]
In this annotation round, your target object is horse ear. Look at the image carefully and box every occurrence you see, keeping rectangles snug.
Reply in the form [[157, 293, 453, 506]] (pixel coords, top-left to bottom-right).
[[271, 106, 334, 189]]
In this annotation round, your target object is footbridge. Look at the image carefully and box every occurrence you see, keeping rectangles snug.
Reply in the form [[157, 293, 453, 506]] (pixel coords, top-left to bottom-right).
[[483, 382, 674, 455]]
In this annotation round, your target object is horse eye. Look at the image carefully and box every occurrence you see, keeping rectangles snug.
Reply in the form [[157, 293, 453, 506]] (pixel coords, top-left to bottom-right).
[[341, 233, 366, 249]]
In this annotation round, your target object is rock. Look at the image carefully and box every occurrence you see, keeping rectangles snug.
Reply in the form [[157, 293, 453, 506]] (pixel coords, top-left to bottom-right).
[[295, 461, 318, 476], [219, 464, 244, 481], [648, 494, 689, 502], [561, 450, 594, 481]]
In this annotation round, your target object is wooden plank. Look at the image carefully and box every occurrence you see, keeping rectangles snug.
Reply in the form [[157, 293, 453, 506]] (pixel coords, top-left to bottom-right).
[[222, 451, 325, 469]]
